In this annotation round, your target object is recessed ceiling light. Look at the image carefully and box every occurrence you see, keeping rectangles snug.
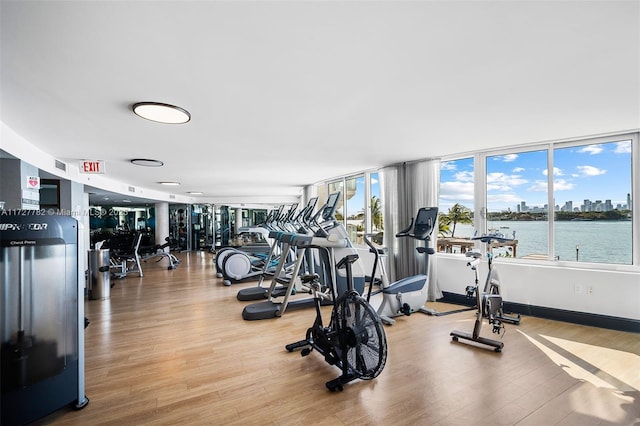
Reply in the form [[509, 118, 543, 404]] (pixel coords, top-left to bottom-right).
[[158, 181, 180, 186], [188, 191, 203, 195], [131, 158, 164, 167], [132, 102, 191, 124], [122, 199, 131, 203]]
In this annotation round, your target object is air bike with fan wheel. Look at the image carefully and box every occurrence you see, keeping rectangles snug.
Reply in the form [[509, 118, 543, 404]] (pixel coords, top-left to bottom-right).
[[363, 207, 438, 325], [285, 239, 387, 391], [450, 233, 521, 352]]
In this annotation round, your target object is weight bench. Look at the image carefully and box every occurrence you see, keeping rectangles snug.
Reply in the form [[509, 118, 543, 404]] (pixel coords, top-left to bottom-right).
[[109, 232, 143, 278], [140, 237, 181, 270]]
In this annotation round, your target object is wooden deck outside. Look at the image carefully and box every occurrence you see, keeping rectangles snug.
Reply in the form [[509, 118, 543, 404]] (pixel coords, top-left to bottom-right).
[[437, 237, 519, 257]]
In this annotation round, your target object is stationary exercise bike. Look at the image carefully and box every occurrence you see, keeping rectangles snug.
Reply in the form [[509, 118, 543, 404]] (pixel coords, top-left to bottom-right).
[[364, 207, 438, 325], [285, 248, 387, 392], [450, 233, 521, 352]]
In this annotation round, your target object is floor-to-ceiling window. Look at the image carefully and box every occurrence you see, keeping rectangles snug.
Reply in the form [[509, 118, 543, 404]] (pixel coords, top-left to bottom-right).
[[485, 149, 549, 259], [317, 171, 381, 245], [438, 157, 475, 253], [328, 180, 344, 222], [345, 175, 365, 244], [552, 139, 632, 264], [370, 172, 382, 233]]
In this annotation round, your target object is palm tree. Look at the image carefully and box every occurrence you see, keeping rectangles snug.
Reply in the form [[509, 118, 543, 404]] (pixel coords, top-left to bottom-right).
[[370, 196, 383, 231], [438, 213, 451, 237], [444, 203, 473, 237]]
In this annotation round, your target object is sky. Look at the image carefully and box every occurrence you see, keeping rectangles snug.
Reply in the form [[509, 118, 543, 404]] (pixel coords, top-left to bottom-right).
[[440, 140, 633, 213], [344, 174, 378, 217]]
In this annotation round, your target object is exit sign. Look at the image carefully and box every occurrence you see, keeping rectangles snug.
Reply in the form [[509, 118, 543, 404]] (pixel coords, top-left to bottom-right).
[[80, 160, 105, 174]]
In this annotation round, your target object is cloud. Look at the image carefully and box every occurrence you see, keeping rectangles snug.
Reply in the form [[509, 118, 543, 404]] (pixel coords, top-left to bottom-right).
[[487, 193, 523, 204], [500, 154, 518, 162], [542, 167, 564, 177], [554, 179, 575, 190], [528, 178, 574, 192], [576, 165, 606, 176], [454, 170, 474, 182], [440, 161, 457, 171], [528, 180, 547, 192], [486, 172, 528, 191], [440, 181, 474, 202], [512, 167, 525, 173], [578, 144, 604, 155], [614, 141, 632, 154]]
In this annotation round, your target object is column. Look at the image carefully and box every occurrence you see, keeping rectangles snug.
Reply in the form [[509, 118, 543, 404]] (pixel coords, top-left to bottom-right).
[[155, 202, 170, 252], [235, 207, 243, 235], [0, 158, 40, 210]]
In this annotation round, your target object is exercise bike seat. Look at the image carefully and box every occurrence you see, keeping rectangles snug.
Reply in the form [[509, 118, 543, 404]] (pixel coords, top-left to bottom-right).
[[416, 247, 435, 255], [382, 274, 427, 295], [466, 250, 482, 259]]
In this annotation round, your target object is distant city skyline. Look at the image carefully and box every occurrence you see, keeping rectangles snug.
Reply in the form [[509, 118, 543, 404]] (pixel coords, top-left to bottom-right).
[[517, 194, 632, 214]]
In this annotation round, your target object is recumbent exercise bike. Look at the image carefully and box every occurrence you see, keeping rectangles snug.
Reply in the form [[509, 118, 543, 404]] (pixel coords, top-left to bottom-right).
[[363, 207, 438, 325]]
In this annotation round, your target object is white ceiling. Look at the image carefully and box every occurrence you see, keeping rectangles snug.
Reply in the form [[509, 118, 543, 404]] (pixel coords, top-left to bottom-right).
[[1, 0, 639, 206]]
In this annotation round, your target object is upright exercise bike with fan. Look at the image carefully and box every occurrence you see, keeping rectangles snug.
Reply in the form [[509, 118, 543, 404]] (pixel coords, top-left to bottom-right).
[[284, 235, 387, 391], [450, 233, 521, 352]]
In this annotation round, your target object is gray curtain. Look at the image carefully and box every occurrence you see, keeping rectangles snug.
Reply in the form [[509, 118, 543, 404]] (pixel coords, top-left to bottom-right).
[[379, 159, 442, 301], [379, 165, 401, 282]]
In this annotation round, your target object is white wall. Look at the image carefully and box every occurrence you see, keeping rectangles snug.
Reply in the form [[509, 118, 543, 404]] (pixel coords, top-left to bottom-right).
[[434, 254, 640, 320], [357, 243, 640, 321]]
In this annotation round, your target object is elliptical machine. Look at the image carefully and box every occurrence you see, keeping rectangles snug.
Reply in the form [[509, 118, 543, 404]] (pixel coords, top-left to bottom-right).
[[364, 207, 438, 325], [450, 233, 521, 352]]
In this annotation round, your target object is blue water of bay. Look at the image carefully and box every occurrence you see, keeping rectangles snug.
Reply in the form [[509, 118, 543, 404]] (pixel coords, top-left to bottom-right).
[[452, 220, 632, 264]]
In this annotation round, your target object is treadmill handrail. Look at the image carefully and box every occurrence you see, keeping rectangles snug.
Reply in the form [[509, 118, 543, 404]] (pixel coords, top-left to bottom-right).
[[267, 231, 349, 249]]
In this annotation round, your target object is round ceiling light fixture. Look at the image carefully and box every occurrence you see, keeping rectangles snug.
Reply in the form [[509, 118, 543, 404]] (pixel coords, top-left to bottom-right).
[[130, 158, 164, 167], [132, 102, 191, 124]]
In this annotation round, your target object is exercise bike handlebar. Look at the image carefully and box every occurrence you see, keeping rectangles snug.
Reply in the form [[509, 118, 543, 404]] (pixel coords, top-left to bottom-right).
[[467, 257, 481, 269], [363, 233, 386, 255], [395, 218, 415, 238]]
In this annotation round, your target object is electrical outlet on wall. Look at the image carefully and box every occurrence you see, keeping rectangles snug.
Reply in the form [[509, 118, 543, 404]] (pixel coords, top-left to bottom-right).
[[574, 284, 583, 294]]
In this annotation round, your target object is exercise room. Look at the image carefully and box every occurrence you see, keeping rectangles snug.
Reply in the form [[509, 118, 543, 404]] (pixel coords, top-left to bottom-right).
[[1, 1, 639, 425]]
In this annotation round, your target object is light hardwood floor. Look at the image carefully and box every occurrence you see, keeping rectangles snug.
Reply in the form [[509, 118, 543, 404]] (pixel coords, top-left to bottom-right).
[[36, 251, 639, 425]]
